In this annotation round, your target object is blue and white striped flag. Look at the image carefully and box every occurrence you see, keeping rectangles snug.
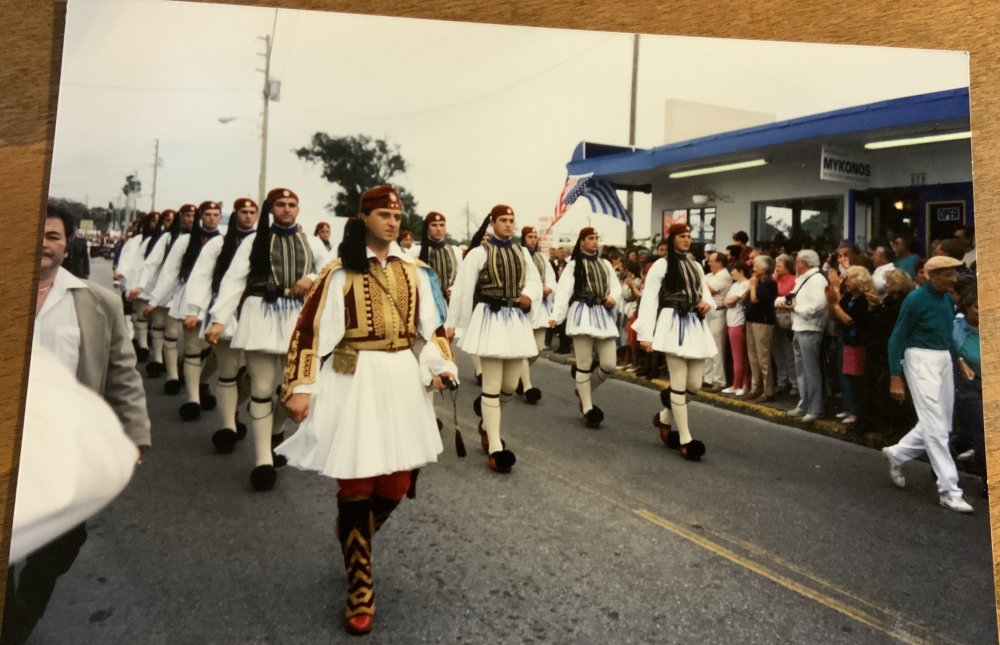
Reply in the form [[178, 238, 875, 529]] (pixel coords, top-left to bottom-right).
[[554, 173, 632, 227]]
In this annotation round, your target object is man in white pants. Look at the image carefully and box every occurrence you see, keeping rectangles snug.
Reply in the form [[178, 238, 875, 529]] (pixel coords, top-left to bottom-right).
[[882, 255, 972, 513]]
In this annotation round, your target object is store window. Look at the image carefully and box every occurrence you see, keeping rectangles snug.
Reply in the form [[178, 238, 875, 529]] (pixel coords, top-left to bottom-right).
[[662, 207, 716, 244], [752, 196, 843, 251]]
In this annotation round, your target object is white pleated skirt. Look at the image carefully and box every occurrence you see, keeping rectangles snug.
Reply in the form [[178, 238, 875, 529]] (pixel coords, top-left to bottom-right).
[[167, 284, 187, 319], [566, 302, 619, 339], [529, 297, 553, 330], [230, 295, 301, 354], [276, 351, 443, 479], [457, 302, 538, 359], [651, 309, 718, 359]]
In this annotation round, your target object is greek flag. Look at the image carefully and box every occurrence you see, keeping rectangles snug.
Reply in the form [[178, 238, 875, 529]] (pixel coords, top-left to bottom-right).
[[554, 173, 632, 226]]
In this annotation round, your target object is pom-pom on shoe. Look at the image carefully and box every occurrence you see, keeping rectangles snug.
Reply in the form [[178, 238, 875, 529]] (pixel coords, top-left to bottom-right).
[[679, 440, 706, 461], [212, 428, 239, 454], [145, 361, 164, 378], [488, 449, 516, 474], [584, 406, 604, 429], [524, 387, 541, 405], [163, 379, 182, 395], [249, 465, 277, 491], [179, 401, 201, 421]]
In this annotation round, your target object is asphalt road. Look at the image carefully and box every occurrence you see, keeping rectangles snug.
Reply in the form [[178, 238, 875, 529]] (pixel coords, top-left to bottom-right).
[[22, 260, 997, 644]]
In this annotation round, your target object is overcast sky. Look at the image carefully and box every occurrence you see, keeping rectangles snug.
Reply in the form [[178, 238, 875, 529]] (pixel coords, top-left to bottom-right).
[[49, 0, 970, 245]]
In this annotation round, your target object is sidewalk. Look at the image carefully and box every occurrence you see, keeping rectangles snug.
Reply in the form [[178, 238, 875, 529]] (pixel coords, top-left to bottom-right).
[[540, 349, 888, 450]]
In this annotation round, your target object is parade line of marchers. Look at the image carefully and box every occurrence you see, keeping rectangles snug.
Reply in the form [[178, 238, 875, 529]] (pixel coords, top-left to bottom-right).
[[49, 183, 975, 638]]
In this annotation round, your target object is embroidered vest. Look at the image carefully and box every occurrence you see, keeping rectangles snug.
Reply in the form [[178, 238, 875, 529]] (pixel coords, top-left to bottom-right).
[[426, 244, 457, 291], [340, 257, 418, 352], [475, 243, 525, 303], [270, 232, 315, 291], [571, 256, 609, 305]]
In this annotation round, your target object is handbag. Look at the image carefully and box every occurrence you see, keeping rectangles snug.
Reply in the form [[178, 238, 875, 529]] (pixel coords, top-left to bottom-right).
[[842, 344, 867, 376]]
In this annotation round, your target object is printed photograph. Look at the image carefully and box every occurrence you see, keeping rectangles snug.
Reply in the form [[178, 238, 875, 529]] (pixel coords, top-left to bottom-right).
[[10, 0, 992, 642]]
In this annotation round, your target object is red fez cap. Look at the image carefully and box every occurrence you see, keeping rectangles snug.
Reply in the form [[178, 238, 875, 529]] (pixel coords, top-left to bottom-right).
[[667, 222, 690, 237], [425, 211, 446, 224], [521, 226, 536, 238], [360, 184, 401, 213], [266, 188, 298, 204], [198, 200, 220, 213], [160, 209, 176, 217], [233, 198, 258, 211], [490, 204, 514, 220], [577, 227, 597, 241], [179, 204, 197, 214], [148, 211, 160, 217]]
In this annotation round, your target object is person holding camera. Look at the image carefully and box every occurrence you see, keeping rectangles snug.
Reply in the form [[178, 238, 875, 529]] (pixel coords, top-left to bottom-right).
[[549, 227, 622, 428], [278, 184, 456, 636], [776, 249, 829, 423], [205, 187, 331, 491], [635, 222, 716, 461]]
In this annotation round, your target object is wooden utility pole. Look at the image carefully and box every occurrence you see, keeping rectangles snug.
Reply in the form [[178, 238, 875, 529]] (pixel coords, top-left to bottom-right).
[[626, 33, 640, 246], [150, 138, 160, 212]]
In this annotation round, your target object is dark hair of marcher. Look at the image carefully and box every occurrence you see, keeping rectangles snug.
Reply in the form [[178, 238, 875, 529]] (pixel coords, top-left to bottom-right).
[[338, 218, 369, 274], [144, 214, 171, 259], [179, 210, 221, 283], [418, 216, 433, 264], [211, 209, 252, 294], [140, 212, 158, 239], [246, 199, 274, 285], [464, 213, 492, 259], [664, 226, 690, 293], [45, 204, 76, 240], [161, 208, 192, 267]]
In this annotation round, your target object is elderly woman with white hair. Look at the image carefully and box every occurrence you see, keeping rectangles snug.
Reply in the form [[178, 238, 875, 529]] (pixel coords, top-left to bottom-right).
[[775, 249, 829, 423]]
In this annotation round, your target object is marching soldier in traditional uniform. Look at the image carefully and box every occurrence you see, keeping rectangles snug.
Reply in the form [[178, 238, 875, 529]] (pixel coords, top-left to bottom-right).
[[279, 184, 456, 636], [417, 211, 461, 301], [128, 208, 176, 376], [518, 225, 556, 404], [447, 205, 541, 473], [116, 211, 159, 361], [163, 200, 225, 420], [206, 188, 330, 491], [185, 198, 259, 451], [549, 227, 621, 428], [636, 222, 716, 461], [145, 205, 198, 396]]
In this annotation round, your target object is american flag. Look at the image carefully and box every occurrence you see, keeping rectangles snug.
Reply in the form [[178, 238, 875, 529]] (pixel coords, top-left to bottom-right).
[[551, 173, 632, 230]]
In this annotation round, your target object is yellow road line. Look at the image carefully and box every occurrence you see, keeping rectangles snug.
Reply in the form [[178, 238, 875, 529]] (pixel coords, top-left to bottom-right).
[[635, 509, 938, 645], [436, 400, 970, 645]]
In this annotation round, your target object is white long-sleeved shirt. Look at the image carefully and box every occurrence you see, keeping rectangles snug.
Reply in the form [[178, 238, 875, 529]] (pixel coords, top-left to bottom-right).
[[209, 230, 330, 329], [778, 267, 828, 332], [445, 242, 542, 332], [147, 234, 190, 309], [633, 256, 713, 343], [549, 257, 622, 326]]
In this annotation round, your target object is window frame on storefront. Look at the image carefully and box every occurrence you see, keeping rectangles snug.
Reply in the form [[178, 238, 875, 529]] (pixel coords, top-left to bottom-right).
[[750, 195, 845, 251]]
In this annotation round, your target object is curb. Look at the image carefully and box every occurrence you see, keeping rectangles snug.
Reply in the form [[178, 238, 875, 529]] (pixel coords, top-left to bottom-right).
[[540, 349, 891, 450]]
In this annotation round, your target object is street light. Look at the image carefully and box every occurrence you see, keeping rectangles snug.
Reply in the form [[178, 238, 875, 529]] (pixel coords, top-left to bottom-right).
[[218, 116, 266, 205]]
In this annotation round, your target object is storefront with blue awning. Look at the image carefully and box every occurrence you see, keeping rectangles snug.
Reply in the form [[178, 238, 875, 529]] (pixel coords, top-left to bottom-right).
[[565, 88, 973, 255]]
